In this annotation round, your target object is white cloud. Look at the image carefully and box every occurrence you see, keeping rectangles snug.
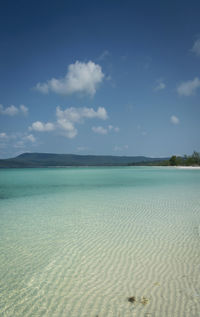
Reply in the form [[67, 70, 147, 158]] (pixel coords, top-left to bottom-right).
[[0, 132, 8, 139], [0, 104, 18, 116], [35, 83, 49, 94], [98, 50, 110, 60], [56, 111, 78, 138], [56, 106, 108, 138], [24, 134, 36, 143], [154, 79, 166, 91], [92, 124, 119, 135], [108, 125, 120, 132], [56, 106, 107, 122], [20, 104, 28, 115], [35, 61, 104, 96], [29, 121, 55, 132], [0, 131, 36, 154], [191, 38, 200, 56], [29, 106, 108, 139], [9, 133, 37, 148], [170, 115, 179, 125], [0, 132, 19, 143], [92, 126, 108, 135], [81, 107, 108, 120], [15, 134, 37, 148], [0, 104, 28, 116], [177, 77, 200, 96]]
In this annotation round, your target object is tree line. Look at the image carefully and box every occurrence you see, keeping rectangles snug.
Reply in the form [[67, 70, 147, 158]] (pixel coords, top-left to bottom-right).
[[128, 151, 200, 166], [168, 151, 200, 166]]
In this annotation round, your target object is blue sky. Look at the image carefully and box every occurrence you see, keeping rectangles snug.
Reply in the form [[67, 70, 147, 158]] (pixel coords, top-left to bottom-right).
[[0, 0, 200, 158]]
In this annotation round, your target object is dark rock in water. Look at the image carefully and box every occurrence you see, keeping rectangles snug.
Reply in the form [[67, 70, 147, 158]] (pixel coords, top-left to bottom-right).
[[128, 296, 136, 303]]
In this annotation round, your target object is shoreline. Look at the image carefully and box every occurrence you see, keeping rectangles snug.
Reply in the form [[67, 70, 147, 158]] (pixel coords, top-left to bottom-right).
[[175, 166, 200, 169]]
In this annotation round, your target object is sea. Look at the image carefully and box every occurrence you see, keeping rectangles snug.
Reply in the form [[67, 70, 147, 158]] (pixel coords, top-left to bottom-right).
[[0, 167, 200, 317]]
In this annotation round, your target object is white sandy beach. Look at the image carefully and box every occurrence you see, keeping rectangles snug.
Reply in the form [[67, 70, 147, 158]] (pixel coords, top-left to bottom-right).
[[176, 166, 200, 169]]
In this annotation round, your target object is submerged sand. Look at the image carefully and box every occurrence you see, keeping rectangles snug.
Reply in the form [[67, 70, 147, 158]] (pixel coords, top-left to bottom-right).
[[0, 167, 199, 316]]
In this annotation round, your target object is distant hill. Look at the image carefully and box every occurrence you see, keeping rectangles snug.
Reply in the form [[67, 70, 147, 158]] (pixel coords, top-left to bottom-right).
[[0, 152, 168, 168]]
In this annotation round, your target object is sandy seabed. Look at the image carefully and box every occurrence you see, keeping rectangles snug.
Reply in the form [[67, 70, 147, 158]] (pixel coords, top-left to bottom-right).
[[0, 167, 200, 317]]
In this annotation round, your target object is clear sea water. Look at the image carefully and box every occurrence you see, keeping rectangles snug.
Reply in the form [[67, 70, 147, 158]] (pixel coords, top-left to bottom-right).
[[0, 167, 200, 317]]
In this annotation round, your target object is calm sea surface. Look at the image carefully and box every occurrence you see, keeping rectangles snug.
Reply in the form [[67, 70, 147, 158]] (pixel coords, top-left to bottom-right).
[[0, 167, 200, 317]]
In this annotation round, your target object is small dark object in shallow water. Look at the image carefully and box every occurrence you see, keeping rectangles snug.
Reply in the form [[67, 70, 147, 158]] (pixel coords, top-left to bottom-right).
[[140, 296, 149, 305], [128, 296, 136, 303]]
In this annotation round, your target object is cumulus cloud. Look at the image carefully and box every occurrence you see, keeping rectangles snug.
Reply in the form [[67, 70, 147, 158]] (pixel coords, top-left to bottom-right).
[[56, 110, 78, 138], [177, 77, 200, 96], [92, 124, 119, 135], [81, 107, 108, 120], [29, 106, 108, 139], [0, 132, 16, 142], [191, 38, 200, 56], [0, 104, 18, 116], [24, 134, 36, 142], [14, 134, 36, 148], [92, 126, 108, 135], [35, 61, 104, 96], [20, 104, 28, 115], [29, 121, 55, 132], [0, 104, 28, 116], [170, 115, 179, 125], [56, 106, 108, 138], [0, 132, 36, 150], [35, 83, 49, 94], [154, 79, 166, 91], [56, 106, 107, 122], [108, 125, 120, 132]]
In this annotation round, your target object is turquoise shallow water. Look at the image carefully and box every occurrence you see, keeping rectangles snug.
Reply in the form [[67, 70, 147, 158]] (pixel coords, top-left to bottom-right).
[[0, 167, 200, 317]]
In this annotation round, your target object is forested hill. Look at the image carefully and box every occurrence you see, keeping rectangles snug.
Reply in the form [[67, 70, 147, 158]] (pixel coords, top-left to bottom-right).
[[0, 152, 166, 168]]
